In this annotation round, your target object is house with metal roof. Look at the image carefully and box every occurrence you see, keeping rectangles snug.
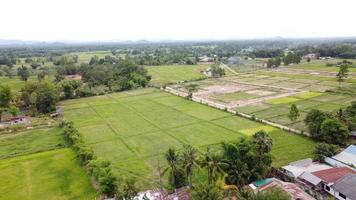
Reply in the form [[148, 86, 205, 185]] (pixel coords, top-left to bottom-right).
[[325, 145, 356, 168], [333, 174, 356, 200], [281, 158, 332, 178], [297, 167, 356, 200]]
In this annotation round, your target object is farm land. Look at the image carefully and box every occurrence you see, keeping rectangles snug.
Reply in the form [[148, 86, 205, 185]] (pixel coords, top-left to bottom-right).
[[169, 59, 356, 132], [0, 127, 97, 199], [61, 88, 315, 189]]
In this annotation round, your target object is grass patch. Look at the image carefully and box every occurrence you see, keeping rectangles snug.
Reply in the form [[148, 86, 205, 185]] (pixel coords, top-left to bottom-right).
[[266, 97, 301, 105], [0, 149, 96, 199], [212, 91, 259, 103]]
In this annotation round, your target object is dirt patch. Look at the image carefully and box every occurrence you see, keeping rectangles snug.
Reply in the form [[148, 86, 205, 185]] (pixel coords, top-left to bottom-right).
[[246, 90, 276, 96]]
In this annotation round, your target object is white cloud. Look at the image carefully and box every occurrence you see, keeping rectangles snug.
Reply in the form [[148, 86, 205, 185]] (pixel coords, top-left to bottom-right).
[[0, 0, 355, 41]]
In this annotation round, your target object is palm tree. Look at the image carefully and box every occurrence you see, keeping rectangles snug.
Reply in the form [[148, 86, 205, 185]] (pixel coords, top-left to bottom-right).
[[162, 148, 180, 188], [252, 130, 273, 155], [181, 144, 199, 186], [201, 147, 226, 184]]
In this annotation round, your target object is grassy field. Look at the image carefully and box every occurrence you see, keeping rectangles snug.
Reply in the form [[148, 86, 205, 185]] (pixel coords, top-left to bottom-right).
[[0, 127, 65, 159], [0, 75, 53, 92], [291, 59, 356, 72], [212, 91, 259, 102], [0, 148, 96, 199], [61, 88, 315, 189], [146, 65, 208, 86], [68, 51, 113, 63]]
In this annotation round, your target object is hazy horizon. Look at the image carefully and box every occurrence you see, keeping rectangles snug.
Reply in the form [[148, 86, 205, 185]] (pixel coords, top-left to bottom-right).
[[1, 0, 356, 42]]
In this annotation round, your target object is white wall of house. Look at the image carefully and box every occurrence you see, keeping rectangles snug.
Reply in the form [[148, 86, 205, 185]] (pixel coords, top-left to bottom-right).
[[323, 184, 351, 200]]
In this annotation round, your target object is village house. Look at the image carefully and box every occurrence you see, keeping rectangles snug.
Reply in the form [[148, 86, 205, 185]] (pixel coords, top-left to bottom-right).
[[297, 167, 356, 200], [281, 158, 332, 179], [249, 178, 315, 200]]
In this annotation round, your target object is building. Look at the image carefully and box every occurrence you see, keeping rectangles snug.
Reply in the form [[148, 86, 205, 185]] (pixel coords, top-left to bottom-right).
[[297, 167, 356, 200], [133, 187, 189, 200], [325, 145, 356, 168], [252, 178, 315, 200], [281, 158, 332, 179], [333, 174, 356, 200]]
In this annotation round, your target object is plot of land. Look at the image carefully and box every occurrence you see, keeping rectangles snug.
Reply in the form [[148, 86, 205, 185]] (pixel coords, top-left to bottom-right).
[[62, 88, 315, 189], [146, 65, 208, 86], [0, 148, 96, 199]]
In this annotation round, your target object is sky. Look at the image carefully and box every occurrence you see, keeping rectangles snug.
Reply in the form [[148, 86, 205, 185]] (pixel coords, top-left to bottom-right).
[[0, 0, 356, 41]]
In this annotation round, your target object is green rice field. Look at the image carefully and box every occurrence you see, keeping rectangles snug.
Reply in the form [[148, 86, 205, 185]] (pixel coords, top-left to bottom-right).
[[61, 88, 315, 189], [146, 65, 208, 86], [0, 148, 96, 200]]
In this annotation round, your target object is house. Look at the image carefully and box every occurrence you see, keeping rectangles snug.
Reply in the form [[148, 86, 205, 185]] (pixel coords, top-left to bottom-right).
[[325, 145, 356, 168], [197, 56, 214, 64], [333, 174, 356, 200], [304, 53, 320, 60], [133, 187, 189, 200], [281, 158, 332, 179], [297, 167, 356, 200], [252, 178, 315, 200]]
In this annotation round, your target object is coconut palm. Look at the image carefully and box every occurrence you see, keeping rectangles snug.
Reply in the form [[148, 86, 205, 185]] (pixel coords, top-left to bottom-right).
[[181, 144, 199, 186], [162, 148, 181, 188], [201, 147, 226, 184]]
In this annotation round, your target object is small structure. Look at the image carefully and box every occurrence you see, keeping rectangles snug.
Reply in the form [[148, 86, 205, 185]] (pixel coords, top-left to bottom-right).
[[252, 178, 315, 200], [281, 158, 332, 179], [197, 56, 214, 64], [133, 187, 189, 200], [304, 53, 320, 60], [200, 68, 212, 77]]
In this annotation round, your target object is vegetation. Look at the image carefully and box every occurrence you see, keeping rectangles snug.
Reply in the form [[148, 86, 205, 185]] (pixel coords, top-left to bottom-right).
[[288, 104, 300, 122], [313, 143, 341, 162]]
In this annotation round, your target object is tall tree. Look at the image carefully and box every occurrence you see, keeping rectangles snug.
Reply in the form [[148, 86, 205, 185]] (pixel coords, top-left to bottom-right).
[[320, 119, 349, 145], [304, 109, 330, 139], [313, 143, 341, 162], [252, 130, 273, 155], [336, 63, 349, 86], [163, 148, 184, 188], [288, 104, 300, 122], [17, 65, 30, 81], [181, 144, 199, 186], [0, 85, 12, 122], [201, 148, 226, 184]]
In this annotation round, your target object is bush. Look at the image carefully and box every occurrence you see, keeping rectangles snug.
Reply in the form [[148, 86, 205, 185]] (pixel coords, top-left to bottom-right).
[[313, 143, 341, 162]]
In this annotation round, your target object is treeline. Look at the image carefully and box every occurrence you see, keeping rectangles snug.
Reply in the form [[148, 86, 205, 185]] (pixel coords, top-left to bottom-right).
[[61, 121, 137, 198], [267, 52, 302, 68], [161, 131, 290, 199]]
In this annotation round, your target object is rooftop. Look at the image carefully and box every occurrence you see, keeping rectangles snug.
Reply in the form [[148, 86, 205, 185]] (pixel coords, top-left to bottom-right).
[[332, 145, 356, 167], [258, 178, 315, 200], [333, 174, 356, 200], [312, 167, 356, 184], [282, 158, 332, 178]]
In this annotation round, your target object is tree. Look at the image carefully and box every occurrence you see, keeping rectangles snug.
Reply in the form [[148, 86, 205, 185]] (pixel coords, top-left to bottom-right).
[[163, 148, 185, 189], [201, 148, 226, 184], [186, 83, 199, 99], [320, 119, 349, 145], [181, 144, 199, 186], [307, 57, 311, 62], [17, 65, 30, 81], [288, 104, 300, 122], [189, 182, 223, 200], [37, 71, 46, 81], [116, 179, 138, 200], [20, 81, 59, 114], [336, 64, 349, 86], [98, 167, 118, 197], [252, 130, 273, 155], [211, 65, 225, 78], [304, 109, 330, 139], [313, 143, 341, 162], [0, 85, 12, 122]]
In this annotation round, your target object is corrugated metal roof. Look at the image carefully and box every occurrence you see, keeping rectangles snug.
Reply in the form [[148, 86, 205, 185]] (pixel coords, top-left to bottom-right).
[[299, 172, 322, 186], [312, 167, 356, 183], [333, 174, 356, 200], [332, 145, 356, 167]]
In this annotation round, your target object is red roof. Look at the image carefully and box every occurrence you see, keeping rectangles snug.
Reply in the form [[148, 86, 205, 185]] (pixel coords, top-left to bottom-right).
[[312, 167, 356, 183]]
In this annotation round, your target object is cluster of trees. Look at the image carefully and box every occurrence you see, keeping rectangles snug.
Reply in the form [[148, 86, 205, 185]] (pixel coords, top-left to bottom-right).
[[20, 81, 59, 114], [210, 65, 226, 78], [283, 52, 302, 65], [267, 57, 281, 68], [304, 101, 356, 145], [0, 85, 19, 122], [81, 60, 151, 91], [0, 54, 17, 66], [61, 121, 138, 199], [163, 131, 276, 199]]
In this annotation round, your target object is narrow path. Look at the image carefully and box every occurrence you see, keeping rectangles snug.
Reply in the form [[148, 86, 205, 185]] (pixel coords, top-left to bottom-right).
[[220, 63, 239, 75]]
